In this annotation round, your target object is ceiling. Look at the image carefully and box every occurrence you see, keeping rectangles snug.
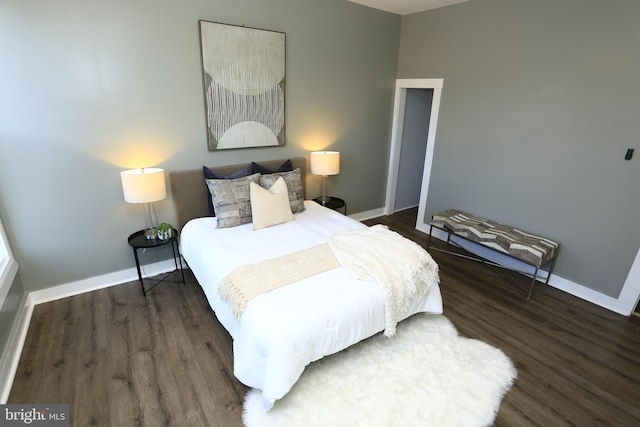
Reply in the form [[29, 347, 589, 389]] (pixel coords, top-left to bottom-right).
[[348, 0, 469, 15]]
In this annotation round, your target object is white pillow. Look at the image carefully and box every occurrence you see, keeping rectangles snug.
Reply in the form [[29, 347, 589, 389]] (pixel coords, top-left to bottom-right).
[[250, 177, 294, 230]]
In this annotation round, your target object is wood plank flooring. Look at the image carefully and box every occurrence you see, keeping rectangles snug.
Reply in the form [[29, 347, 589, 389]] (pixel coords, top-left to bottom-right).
[[9, 208, 640, 426]]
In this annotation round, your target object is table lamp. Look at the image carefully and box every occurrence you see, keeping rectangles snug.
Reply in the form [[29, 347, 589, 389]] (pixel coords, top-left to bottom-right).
[[121, 167, 166, 239], [310, 151, 340, 205]]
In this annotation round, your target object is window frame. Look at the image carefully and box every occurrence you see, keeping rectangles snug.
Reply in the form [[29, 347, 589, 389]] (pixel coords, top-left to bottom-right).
[[0, 216, 18, 308]]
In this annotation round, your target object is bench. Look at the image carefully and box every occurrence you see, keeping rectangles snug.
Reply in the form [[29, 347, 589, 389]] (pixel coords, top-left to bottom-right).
[[426, 209, 560, 299]]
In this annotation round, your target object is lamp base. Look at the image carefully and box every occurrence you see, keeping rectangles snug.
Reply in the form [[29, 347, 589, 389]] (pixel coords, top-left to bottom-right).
[[144, 227, 157, 240], [317, 175, 331, 205], [316, 195, 331, 205], [144, 202, 159, 240]]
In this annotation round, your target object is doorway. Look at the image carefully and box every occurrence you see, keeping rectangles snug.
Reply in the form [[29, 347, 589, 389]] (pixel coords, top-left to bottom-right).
[[393, 88, 433, 212], [385, 79, 444, 230]]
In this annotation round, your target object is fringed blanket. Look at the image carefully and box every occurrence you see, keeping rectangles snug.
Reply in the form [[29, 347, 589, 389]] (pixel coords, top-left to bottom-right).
[[218, 244, 339, 319], [327, 225, 439, 336], [218, 225, 439, 336]]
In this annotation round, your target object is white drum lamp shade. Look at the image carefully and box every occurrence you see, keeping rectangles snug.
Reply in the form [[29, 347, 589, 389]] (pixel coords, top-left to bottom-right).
[[310, 151, 340, 176], [121, 168, 166, 203], [310, 151, 340, 204], [121, 168, 166, 239]]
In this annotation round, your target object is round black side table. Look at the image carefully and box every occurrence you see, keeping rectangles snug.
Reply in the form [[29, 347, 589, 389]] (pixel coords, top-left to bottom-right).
[[313, 196, 347, 215], [127, 229, 185, 296]]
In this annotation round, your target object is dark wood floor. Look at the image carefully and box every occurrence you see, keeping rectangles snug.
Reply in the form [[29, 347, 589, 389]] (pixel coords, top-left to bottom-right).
[[9, 208, 640, 426]]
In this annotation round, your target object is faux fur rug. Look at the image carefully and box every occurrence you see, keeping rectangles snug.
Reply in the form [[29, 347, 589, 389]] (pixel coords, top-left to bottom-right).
[[243, 314, 517, 427]]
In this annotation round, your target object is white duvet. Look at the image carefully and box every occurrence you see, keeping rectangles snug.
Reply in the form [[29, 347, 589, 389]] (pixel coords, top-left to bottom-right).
[[179, 201, 443, 408]]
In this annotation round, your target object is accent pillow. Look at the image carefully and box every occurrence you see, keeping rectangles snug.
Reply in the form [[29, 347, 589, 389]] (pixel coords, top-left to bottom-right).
[[259, 168, 305, 214], [251, 159, 293, 174], [202, 164, 253, 215], [205, 173, 260, 228], [250, 177, 294, 230]]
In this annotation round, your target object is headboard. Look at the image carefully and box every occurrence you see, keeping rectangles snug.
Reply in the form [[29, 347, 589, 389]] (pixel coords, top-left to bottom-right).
[[169, 157, 307, 231]]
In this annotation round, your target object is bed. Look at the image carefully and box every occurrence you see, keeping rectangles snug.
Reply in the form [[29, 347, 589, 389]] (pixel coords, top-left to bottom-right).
[[170, 158, 443, 409]]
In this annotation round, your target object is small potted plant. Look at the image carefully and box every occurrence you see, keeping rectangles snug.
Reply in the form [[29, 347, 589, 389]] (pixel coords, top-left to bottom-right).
[[155, 223, 174, 241]]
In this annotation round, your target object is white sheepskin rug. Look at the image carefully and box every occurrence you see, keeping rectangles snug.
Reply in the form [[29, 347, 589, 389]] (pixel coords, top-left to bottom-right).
[[243, 314, 517, 427]]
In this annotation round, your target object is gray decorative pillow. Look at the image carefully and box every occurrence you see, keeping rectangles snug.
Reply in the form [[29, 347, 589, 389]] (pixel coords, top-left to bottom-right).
[[259, 168, 305, 214], [202, 163, 253, 215], [206, 173, 261, 228]]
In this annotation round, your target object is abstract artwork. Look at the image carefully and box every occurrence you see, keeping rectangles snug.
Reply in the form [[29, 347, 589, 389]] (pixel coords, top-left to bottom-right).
[[199, 21, 286, 151]]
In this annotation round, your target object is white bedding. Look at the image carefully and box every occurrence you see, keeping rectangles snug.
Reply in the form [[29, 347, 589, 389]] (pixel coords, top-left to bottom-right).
[[179, 201, 443, 408]]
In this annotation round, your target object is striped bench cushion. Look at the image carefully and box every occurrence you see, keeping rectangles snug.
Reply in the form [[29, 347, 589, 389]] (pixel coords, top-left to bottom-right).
[[431, 209, 560, 267]]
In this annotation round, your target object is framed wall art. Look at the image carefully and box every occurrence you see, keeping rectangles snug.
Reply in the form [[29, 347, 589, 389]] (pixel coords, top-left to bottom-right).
[[199, 21, 286, 151]]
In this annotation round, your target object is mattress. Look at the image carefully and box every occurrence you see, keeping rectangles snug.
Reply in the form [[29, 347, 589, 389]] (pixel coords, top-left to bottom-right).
[[179, 201, 443, 408]]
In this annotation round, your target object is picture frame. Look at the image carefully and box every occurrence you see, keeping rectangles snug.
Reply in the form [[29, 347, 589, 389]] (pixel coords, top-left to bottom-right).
[[198, 20, 286, 151]]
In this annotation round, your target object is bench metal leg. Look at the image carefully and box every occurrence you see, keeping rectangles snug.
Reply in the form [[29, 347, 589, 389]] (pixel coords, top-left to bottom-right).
[[527, 257, 557, 300], [527, 266, 539, 300], [544, 258, 557, 286]]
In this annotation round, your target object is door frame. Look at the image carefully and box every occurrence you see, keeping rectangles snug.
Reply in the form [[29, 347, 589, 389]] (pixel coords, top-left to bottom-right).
[[384, 79, 444, 227]]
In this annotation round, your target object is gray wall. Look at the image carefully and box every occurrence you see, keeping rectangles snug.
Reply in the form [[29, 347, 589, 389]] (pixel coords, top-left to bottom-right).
[[398, 0, 640, 297], [0, 0, 400, 293]]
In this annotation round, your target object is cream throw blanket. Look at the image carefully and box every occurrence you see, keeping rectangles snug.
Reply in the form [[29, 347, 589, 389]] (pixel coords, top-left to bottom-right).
[[218, 225, 439, 336], [327, 225, 439, 336], [218, 244, 339, 319]]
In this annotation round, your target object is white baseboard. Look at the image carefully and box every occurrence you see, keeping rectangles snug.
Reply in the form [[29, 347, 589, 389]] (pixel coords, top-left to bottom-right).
[[0, 293, 33, 403], [419, 224, 633, 316], [391, 203, 419, 213], [349, 207, 386, 222], [29, 259, 179, 305]]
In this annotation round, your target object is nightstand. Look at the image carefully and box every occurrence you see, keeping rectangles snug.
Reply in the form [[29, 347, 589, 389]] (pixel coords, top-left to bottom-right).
[[313, 196, 347, 215], [127, 229, 185, 296]]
